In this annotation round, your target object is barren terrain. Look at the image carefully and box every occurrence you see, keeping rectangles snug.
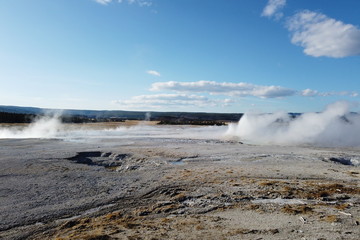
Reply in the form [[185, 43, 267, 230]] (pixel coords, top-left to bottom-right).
[[0, 123, 359, 239]]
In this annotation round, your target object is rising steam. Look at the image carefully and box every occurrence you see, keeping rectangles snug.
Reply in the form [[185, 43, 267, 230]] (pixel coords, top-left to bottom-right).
[[226, 101, 360, 147], [0, 115, 63, 139], [0, 114, 226, 140], [1, 101, 359, 147]]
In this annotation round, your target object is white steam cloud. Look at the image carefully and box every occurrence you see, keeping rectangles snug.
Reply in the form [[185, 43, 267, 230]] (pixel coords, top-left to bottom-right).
[[0, 115, 63, 139], [2, 101, 360, 148], [0, 114, 226, 141], [226, 101, 360, 147]]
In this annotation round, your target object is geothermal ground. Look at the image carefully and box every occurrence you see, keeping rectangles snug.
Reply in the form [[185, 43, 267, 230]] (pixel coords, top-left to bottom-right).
[[0, 122, 359, 240]]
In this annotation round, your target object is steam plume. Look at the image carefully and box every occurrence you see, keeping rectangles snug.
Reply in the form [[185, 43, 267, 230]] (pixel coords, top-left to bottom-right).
[[226, 101, 360, 147], [0, 115, 63, 139]]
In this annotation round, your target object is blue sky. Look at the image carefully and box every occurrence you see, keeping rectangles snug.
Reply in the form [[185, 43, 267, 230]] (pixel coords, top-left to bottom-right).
[[1, 0, 360, 113]]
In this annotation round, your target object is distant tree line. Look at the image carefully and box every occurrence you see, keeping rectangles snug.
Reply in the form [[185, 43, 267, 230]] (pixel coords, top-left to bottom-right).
[[157, 116, 227, 126], [0, 112, 36, 123], [0, 112, 126, 124], [0, 106, 244, 122], [61, 116, 125, 123], [0, 109, 243, 124]]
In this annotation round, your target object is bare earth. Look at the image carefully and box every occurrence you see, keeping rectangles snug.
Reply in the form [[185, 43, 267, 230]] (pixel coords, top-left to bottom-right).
[[0, 124, 359, 240]]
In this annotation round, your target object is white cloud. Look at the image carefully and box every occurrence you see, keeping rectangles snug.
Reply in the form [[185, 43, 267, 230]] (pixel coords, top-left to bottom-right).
[[261, 0, 286, 19], [301, 88, 358, 97], [122, 0, 152, 7], [301, 88, 318, 97], [95, 0, 112, 5], [95, 0, 152, 7], [150, 81, 358, 99], [147, 70, 161, 77], [150, 81, 296, 98], [113, 93, 228, 109], [319, 91, 359, 97], [113, 83, 358, 110], [287, 10, 360, 58], [137, 0, 152, 7]]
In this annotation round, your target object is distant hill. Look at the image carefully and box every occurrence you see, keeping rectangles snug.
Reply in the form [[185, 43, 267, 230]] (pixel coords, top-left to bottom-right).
[[0, 106, 44, 115], [0, 105, 243, 123]]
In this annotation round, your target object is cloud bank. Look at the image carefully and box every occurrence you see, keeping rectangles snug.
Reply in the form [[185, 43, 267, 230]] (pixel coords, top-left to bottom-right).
[[300, 89, 358, 97], [287, 10, 360, 58], [150, 81, 296, 98], [113, 79, 357, 110], [113, 93, 231, 109], [150, 81, 357, 99]]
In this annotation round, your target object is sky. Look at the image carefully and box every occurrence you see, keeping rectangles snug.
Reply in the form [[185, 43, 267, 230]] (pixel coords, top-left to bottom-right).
[[1, 0, 360, 113]]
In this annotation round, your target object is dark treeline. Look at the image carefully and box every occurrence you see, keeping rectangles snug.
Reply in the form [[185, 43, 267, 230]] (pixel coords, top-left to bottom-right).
[[61, 116, 125, 123], [0, 112, 125, 124], [1, 109, 307, 125], [0, 105, 243, 122], [157, 116, 227, 126], [0, 112, 36, 123], [0, 105, 245, 125]]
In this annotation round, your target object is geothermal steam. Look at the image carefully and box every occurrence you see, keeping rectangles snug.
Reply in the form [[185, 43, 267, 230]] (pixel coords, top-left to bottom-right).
[[226, 101, 360, 147], [0, 115, 63, 139], [1, 101, 359, 147], [0, 115, 226, 140]]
